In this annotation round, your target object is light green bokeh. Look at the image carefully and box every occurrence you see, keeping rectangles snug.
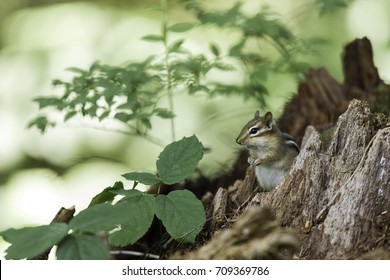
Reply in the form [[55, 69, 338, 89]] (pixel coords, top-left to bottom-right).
[[0, 0, 389, 259]]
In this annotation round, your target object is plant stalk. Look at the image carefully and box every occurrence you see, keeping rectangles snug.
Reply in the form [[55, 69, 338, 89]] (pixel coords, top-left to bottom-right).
[[161, 0, 176, 142]]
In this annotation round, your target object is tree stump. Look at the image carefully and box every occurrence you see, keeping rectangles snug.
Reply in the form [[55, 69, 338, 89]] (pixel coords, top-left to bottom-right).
[[183, 37, 390, 260]]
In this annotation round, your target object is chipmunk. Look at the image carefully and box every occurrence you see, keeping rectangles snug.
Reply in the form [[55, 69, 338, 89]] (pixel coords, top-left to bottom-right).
[[236, 110, 299, 191]]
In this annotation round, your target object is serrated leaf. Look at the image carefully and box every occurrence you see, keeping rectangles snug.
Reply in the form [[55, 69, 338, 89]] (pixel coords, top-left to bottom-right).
[[1, 223, 69, 259], [71, 191, 156, 234], [122, 172, 160, 185], [56, 233, 111, 260], [108, 194, 155, 246], [69, 203, 123, 232], [210, 43, 220, 57], [168, 22, 195, 32], [88, 181, 124, 207], [155, 190, 205, 243], [141, 34, 164, 42], [156, 135, 203, 184]]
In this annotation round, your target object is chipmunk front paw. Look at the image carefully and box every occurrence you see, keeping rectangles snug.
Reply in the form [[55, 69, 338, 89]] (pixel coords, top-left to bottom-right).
[[248, 156, 262, 166]]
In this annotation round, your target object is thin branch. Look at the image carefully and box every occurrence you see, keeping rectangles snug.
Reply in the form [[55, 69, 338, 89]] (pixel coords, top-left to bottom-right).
[[110, 250, 160, 260]]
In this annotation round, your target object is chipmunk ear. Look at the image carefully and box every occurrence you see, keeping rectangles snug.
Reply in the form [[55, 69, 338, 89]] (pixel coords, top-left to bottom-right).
[[264, 112, 273, 129], [254, 110, 260, 118]]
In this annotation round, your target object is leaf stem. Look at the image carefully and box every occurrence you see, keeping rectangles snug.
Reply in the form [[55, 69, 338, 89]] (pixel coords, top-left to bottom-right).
[[161, 0, 176, 142]]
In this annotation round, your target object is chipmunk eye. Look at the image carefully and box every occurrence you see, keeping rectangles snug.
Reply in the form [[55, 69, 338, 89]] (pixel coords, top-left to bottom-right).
[[249, 127, 259, 134]]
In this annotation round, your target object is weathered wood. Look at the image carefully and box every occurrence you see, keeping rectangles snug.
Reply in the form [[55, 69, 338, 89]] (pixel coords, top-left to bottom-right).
[[343, 37, 381, 91], [278, 37, 389, 144], [182, 207, 298, 260], [277, 67, 346, 143]]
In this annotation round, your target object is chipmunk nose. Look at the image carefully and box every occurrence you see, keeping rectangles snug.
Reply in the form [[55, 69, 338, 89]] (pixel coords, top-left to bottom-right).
[[236, 137, 241, 145]]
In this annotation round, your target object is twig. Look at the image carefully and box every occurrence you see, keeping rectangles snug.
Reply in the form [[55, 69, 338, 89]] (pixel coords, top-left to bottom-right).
[[110, 250, 160, 260]]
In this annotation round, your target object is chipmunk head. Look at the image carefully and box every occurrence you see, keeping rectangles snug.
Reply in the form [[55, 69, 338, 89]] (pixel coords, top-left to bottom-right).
[[236, 110, 276, 147]]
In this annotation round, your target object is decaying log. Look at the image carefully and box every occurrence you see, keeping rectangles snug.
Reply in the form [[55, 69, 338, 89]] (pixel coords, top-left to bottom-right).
[[277, 37, 390, 144], [343, 37, 381, 91], [182, 207, 298, 260]]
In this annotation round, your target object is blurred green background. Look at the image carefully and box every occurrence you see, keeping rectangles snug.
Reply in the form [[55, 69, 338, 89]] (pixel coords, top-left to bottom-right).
[[1, 0, 389, 258]]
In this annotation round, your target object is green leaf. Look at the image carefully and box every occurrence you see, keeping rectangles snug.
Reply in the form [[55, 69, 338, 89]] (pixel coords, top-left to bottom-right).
[[66, 67, 87, 74], [122, 172, 160, 185], [1, 223, 69, 259], [229, 40, 245, 56], [27, 116, 54, 133], [64, 111, 77, 122], [108, 193, 155, 246], [69, 203, 123, 232], [155, 190, 205, 243], [71, 190, 155, 235], [56, 233, 111, 260], [33, 97, 62, 109], [169, 39, 185, 52], [168, 22, 196, 32], [88, 181, 124, 207], [316, 0, 348, 16], [156, 135, 203, 184], [99, 111, 110, 121], [110, 188, 145, 198], [141, 34, 164, 42], [210, 43, 220, 57], [154, 108, 176, 119], [114, 112, 130, 123], [52, 79, 66, 86]]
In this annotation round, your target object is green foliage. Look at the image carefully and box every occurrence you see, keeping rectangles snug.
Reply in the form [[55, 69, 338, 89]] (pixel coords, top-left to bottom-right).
[[156, 135, 203, 184], [315, 0, 349, 16], [108, 190, 155, 246], [123, 135, 203, 185], [122, 172, 161, 185], [183, 1, 329, 98], [88, 181, 124, 207], [27, 116, 54, 133], [56, 233, 112, 260], [0, 136, 205, 259], [27, 0, 337, 141], [168, 22, 196, 32], [1, 224, 69, 259], [69, 203, 126, 233], [155, 190, 205, 243]]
